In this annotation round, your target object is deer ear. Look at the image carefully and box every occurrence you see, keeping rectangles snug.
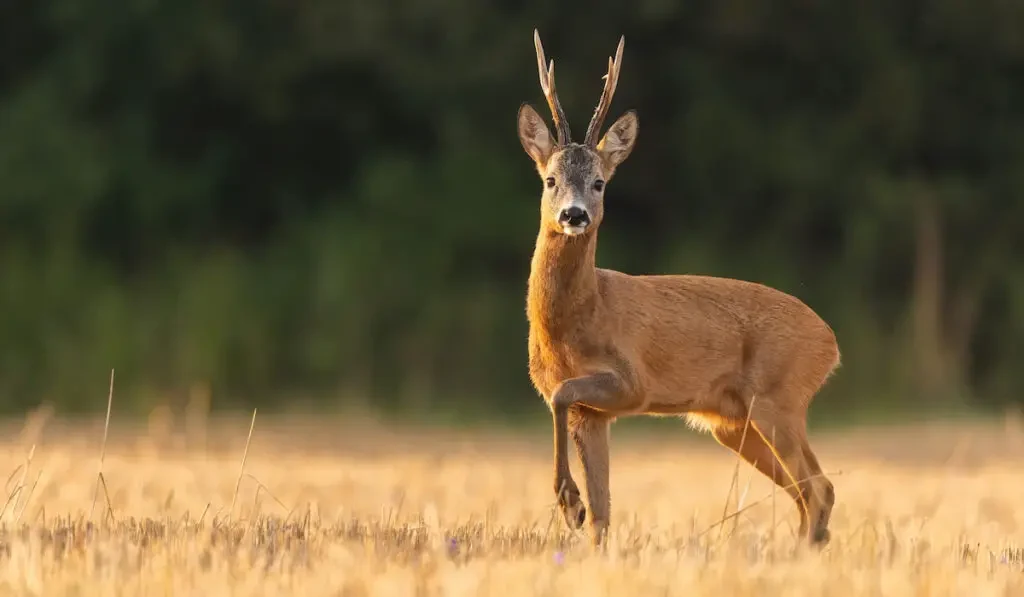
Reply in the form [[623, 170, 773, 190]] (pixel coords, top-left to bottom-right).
[[518, 103, 555, 173], [597, 110, 638, 177]]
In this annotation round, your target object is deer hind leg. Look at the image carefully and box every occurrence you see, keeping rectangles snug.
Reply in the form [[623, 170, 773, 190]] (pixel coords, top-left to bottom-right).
[[569, 406, 612, 546], [712, 406, 833, 546], [751, 409, 832, 546], [710, 423, 809, 536], [799, 433, 835, 541]]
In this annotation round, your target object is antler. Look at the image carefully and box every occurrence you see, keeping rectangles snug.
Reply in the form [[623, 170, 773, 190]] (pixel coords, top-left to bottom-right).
[[584, 35, 625, 148], [534, 29, 571, 147]]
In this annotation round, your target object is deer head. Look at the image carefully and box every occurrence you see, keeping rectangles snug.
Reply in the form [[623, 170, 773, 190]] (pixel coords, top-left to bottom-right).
[[518, 30, 639, 237]]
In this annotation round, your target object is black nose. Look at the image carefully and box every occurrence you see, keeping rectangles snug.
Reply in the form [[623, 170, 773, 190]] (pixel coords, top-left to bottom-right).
[[558, 206, 590, 227]]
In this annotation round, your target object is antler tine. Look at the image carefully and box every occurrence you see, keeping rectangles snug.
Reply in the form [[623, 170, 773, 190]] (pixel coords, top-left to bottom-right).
[[584, 35, 625, 148], [534, 29, 571, 147]]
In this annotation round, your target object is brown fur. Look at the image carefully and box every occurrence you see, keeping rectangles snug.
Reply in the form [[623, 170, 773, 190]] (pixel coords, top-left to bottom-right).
[[519, 31, 841, 548]]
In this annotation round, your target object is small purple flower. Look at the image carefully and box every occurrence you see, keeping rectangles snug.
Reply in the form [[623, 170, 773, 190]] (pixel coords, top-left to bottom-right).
[[553, 551, 565, 565], [447, 538, 458, 554]]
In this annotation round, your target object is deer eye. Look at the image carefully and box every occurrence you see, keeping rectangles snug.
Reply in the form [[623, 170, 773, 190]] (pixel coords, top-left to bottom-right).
[[545, 177, 556, 188], [593, 180, 605, 192]]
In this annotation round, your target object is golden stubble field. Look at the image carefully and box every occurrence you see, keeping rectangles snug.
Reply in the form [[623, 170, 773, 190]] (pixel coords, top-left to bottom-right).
[[0, 408, 1022, 596]]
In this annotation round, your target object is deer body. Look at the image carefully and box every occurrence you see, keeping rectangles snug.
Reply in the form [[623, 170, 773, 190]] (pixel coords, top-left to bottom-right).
[[529, 257, 838, 420], [519, 31, 839, 547]]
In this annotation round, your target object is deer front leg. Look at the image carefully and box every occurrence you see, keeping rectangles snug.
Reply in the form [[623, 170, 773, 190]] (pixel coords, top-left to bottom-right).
[[552, 404, 587, 530], [570, 407, 612, 546], [550, 372, 637, 536]]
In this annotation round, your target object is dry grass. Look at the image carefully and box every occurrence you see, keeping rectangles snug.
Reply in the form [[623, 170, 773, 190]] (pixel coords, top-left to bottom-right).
[[0, 411, 1021, 596]]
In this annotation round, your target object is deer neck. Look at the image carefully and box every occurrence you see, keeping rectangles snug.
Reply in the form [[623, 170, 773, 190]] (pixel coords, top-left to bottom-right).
[[527, 229, 600, 339]]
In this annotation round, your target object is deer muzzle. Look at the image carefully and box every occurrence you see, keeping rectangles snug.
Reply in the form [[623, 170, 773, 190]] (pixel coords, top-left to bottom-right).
[[558, 205, 590, 234]]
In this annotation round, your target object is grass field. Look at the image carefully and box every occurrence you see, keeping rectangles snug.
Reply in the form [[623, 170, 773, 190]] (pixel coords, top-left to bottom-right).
[[0, 409, 1021, 596]]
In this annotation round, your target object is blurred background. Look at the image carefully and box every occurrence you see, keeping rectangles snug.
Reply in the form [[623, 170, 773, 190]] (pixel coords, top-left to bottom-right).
[[1, 0, 1023, 430]]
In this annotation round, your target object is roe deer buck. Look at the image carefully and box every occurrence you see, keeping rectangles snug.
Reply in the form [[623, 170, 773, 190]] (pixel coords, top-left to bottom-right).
[[518, 30, 841, 547]]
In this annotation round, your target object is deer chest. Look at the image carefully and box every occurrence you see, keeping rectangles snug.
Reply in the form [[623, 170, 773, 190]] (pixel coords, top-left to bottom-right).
[[527, 331, 607, 400]]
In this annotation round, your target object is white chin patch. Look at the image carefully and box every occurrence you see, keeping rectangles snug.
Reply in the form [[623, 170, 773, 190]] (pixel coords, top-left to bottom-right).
[[561, 225, 587, 236]]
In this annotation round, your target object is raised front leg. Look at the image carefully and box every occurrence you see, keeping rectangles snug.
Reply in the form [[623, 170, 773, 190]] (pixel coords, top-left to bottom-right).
[[550, 372, 637, 536], [569, 407, 612, 546]]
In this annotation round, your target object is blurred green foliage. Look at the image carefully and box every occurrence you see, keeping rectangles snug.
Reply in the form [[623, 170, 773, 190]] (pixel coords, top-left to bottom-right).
[[1, 0, 1023, 422]]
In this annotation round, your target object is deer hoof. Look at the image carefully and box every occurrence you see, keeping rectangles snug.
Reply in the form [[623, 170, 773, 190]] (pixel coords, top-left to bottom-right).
[[559, 495, 586, 530], [561, 503, 586, 530], [811, 527, 831, 546], [556, 482, 586, 530]]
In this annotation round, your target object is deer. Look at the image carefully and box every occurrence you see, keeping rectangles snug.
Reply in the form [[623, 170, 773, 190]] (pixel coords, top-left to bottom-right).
[[518, 29, 841, 548]]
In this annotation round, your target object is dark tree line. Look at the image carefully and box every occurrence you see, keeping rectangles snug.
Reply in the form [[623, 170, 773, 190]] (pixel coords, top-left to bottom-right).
[[1, 0, 1023, 422]]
